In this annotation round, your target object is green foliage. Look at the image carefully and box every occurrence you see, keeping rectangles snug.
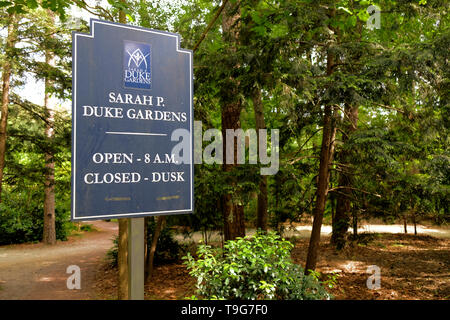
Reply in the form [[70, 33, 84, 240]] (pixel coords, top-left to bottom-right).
[[79, 224, 93, 232], [106, 235, 119, 267], [0, 7, 74, 245], [178, 164, 224, 234], [106, 218, 183, 268], [183, 232, 331, 300], [0, 0, 72, 19], [0, 92, 72, 245], [146, 217, 184, 263], [0, 188, 71, 244], [1, 0, 448, 253]]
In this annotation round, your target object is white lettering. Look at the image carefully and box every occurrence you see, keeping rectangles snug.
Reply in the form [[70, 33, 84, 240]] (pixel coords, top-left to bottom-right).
[[83, 172, 141, 184], [151, 172, 185, 183]]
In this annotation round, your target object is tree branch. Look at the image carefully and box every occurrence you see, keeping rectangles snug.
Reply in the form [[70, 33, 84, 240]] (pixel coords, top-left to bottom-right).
[[192, 0, 229, 52], [9, 94, 51, 126], [329, 186, 381, 198]]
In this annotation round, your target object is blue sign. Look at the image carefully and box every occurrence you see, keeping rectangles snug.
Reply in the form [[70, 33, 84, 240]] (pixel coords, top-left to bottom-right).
[[71, 19, 193, 221]]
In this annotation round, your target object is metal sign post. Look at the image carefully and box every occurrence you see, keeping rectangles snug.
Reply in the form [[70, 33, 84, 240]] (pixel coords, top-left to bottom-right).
[[128, 218, 145, 300], [71, 19, 193, 299]]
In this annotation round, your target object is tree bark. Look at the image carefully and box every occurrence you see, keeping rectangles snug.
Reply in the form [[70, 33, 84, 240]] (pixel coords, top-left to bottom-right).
[[118, 218, 128, 300], [221, 0, 245, 241], [352, 209, 358, 238], [146, 216, 165, 282], [222, 96, 246, 240], [117, 2, 129, 300], [251, 87, 268, 231], [331, 18, 363, 249], [403, 214, 408, 234], [331, 104, 358, 249], [0, 13, 17, 204], [305, 104, 334, 273], [305, 44, 336, 274], [43, 10, 56, 245]]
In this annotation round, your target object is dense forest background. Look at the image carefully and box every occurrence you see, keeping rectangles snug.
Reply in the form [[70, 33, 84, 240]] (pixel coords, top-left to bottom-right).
[[0, 0, 448, 273]]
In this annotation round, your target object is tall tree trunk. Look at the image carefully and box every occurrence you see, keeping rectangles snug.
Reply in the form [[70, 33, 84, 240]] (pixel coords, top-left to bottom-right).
[[413, 211, 417, 235], [0, 13, 17, 204], [331, 18, 363, 249], [305, 104, 335, 273], [331, 104, 358, 249], [305, 46, 336, 274], [118, 218, 128, 299], [352, 209, 358, 238], [403, 214, 408, 234], [146, 216, 165, 282], [117, 5, 129, 300], [252, 86, 268, 231], [222, 98, 246, 240], [221, 0, 245, 241], [43, 11, 56, 245]]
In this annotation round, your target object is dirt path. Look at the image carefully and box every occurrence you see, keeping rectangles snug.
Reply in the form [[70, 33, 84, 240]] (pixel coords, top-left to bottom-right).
[[174, 223, 450, 244], [288, 224, 450, 239], [0, 221, 448, 300], [0, 221, 117, 300]]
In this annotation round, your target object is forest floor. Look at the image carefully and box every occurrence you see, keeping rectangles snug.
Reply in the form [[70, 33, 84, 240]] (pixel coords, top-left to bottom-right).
[[0, 221, 448, 300], [96, 224, 450, 300], [291, 232, 450, 300]]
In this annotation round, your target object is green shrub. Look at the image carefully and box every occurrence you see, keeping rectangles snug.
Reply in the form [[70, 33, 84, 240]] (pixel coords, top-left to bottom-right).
[[146, 218, 183, 263], [0, 189, 72, 245], [183, 231, 331, 300], [106, 218, 183, 267], [106, 235, 119, 267], [80, 224, 94, 232]]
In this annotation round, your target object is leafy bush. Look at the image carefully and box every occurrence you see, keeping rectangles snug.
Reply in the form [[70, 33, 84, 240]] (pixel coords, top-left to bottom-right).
[[106, 235, 119, 267], [183, 231, 331, 300], [80, 224, 94, 232], [0, 189, 72, 245], [146, 218, 183, 263]]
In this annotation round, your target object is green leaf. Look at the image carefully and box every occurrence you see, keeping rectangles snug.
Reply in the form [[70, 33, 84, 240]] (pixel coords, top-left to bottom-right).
[[26, 0, 38, 9], [126, 14, 134, 22], [0, 1, 12, 8], [338, 6, 353, 15]]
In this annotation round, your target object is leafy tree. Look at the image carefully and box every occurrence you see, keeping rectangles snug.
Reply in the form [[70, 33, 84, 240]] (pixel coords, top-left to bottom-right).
[[0, 7, 77, 244]]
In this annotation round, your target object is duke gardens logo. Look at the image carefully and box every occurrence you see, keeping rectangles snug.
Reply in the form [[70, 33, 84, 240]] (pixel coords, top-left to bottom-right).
[[123, 40, 152, 89]]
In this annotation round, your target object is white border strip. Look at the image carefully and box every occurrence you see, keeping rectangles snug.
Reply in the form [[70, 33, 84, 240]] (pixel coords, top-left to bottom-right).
[[105, 131, 167, 136], [72, 19, 193, 220]]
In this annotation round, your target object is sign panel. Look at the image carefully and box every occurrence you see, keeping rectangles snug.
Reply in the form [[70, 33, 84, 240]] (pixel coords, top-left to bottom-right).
[[71, 19, 193, 221]]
